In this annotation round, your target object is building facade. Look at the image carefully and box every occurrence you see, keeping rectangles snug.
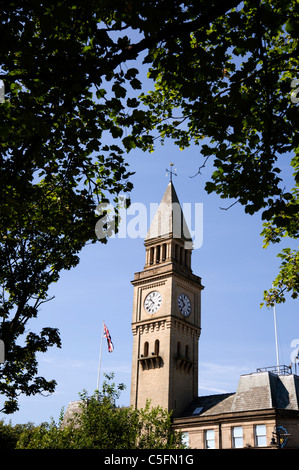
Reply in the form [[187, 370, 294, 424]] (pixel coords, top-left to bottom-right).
[[173, 368, 299, 449]]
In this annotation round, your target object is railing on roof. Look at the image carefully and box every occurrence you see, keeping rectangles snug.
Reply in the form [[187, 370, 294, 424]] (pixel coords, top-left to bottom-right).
[[256, 365, 292, 375]]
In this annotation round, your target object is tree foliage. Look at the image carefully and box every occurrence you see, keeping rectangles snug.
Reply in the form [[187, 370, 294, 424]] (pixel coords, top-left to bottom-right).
[[0, 0, 298, 412], [136, 0, 299, 306], [16, 373, 184, 449], [0, 419, 34, 449], [0, 0, 138, 413]]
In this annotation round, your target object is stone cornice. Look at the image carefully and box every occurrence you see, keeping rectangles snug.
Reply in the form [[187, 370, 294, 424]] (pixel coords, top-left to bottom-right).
[[131, 263, 204, 290], [132, 315, 201, 338]]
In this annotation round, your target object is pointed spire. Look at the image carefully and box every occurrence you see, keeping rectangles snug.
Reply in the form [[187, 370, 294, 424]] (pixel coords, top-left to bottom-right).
[[145, 181, 192, 246]]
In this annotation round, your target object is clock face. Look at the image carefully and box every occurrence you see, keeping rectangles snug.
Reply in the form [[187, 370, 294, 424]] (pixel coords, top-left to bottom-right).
[[144, 291, 162, 314], [178, 293, 191, 317]]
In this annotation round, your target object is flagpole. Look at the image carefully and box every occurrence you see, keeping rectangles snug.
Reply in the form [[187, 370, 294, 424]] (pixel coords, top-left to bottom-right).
[[96, 321, 104, 392], [273, 304, 280, 374]]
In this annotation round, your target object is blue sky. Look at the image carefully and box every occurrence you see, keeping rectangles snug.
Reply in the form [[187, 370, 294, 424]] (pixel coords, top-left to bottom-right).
[[3, 138, 299, 426]]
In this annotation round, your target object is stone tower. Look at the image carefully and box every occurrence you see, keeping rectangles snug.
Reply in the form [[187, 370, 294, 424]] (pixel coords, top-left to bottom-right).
[[130, 182, 204, 417]]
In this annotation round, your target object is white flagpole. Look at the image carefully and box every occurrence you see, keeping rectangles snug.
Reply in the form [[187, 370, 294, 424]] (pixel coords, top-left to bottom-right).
[[96, 321, 104, 392], [271, 284, 280, 374]]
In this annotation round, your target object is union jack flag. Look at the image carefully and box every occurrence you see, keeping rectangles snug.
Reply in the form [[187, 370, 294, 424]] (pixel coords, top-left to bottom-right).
[[103, 323, 114, 353]]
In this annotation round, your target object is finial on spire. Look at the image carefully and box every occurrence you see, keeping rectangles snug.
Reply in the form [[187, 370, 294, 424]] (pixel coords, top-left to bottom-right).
[[166, 162, 177, 182]]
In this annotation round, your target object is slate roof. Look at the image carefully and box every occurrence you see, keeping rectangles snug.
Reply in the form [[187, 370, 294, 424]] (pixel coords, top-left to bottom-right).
[[183, 371, 299, 417], [183, 393, 235, 417]]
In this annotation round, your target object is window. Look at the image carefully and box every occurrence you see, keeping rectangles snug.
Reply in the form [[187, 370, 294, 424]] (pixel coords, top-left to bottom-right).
[[154, 339, 159, 356], [205, 429, 215, 449], [181, 432, 189, 448], [185, 250, 191, 268], [149, 247, 154, 265], [180, 246, 184, 264], [144, 342, 149, 357], [156, 245, 160, 263], [162, 243, 166, 261], [232, 426, 243, 448], [175, 244, 180, 262], [255, 425, 267, 447]]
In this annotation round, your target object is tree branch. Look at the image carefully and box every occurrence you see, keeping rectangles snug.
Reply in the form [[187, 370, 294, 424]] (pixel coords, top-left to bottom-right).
[[190, 156, 211, 177], [108, 0, 243, 68], [220, 199, 240, 211]]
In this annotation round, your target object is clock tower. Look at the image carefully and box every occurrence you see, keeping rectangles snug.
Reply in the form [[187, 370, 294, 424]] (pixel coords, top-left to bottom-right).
[[130, 181, 204, 417]]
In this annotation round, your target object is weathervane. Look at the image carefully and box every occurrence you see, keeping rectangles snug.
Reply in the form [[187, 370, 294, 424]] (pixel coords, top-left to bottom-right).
[[166, 162, 177, 182]]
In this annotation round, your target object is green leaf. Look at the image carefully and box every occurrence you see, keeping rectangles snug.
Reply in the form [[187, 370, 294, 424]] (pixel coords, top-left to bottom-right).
[[127, 97, 139, 108], [125, 68, 139, 80], [112, 84, 127, 98], [122, 136, 136, 150], [96, 89, 107, 99]]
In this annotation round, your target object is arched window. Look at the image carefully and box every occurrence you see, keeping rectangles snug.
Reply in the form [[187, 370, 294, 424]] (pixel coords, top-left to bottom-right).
[[185, 344, 189, 359], [150, 247, 154, 265], [156, 245, 160, 263], [144, 341, 149, 357], [177, 341, 181, 357], [162, 243, 166, 261], [154, 339, 159, 356], [180, 247, 185, 265], [185, 250, 191, 268]]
